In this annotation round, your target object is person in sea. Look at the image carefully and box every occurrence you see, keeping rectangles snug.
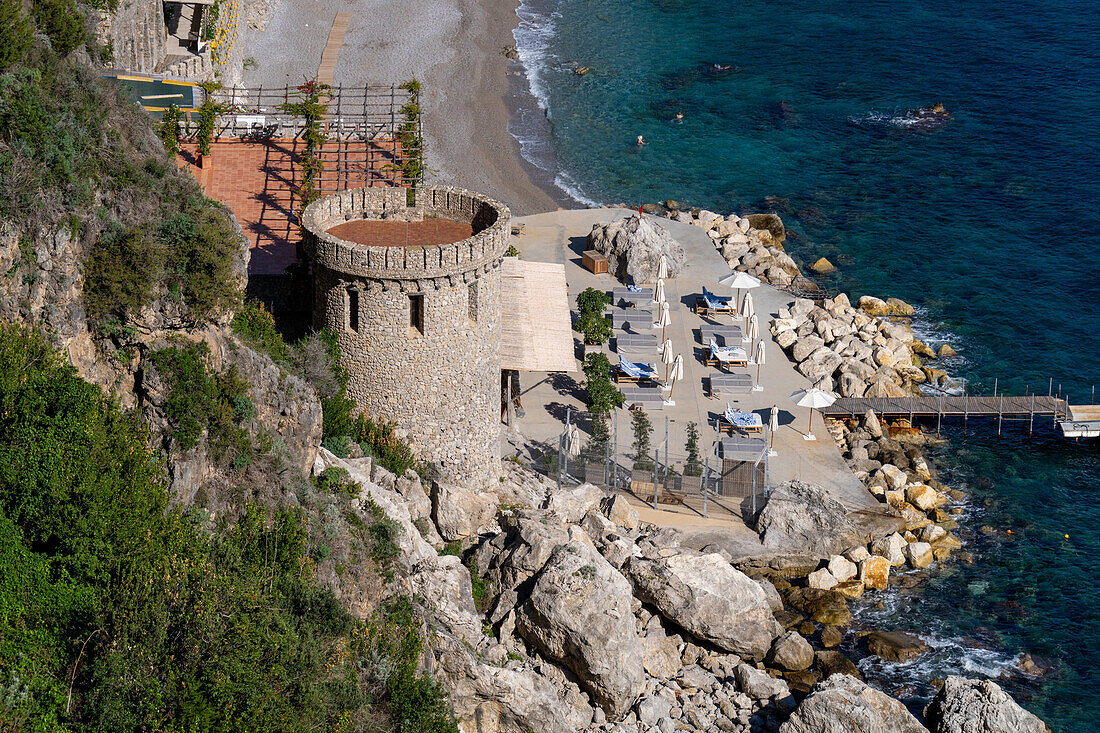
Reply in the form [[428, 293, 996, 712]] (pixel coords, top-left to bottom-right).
[[637, 135, 647, 146], [675, 111, 684, 123]]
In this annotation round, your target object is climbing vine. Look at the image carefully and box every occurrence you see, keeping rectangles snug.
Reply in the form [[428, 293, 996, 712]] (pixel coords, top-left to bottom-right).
[[159, 104, 182, 158], [398, 79, 424, 189], [279, 78, 330, 218], [196, 81, 224, 158]]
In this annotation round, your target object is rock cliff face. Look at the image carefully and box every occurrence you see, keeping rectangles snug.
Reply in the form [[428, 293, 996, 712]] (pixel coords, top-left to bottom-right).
[[923, 677, 1049, 733]]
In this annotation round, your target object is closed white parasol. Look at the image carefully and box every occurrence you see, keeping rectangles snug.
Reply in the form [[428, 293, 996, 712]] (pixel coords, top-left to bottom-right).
[[652, 277, 666, 306], [718, 270, 761, 310], [664, 354, 684, 405], [790, 387, 836, 440], [746, 313, 759, 343], [753, 338, 766, 388], [768, 404, 779, 454], [660, 338, 674, 381], [657, 255, 670, 281], [740, 291, 755, 321], [655, 301, 671, 341]]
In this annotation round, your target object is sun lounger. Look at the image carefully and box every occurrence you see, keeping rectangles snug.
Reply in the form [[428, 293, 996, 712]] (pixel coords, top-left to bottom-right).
[[621, 386, 665, 410], [615, 333, 658, 355], [617, 356, 659, 384], [699, 324, 744, 346], [612, 287, 653, 308], [705, 339, 748, 368], [720, 404, 764, 435], [709, 372, 754, 399], [694, 287, 735, 316], [719, 436, 767, 461], [611, 309, 653, 332]]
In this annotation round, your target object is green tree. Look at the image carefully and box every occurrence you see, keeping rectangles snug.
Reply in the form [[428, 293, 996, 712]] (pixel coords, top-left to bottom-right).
[[582, 352, 624, 414], [575, 287, 612, 345], [0, 0, 33, 69], [159, 104, 181, 158], [631, 408, 653, 469]]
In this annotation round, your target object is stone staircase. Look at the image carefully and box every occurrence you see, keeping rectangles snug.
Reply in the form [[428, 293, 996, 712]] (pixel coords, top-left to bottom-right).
[[109, 0, 167, 73]]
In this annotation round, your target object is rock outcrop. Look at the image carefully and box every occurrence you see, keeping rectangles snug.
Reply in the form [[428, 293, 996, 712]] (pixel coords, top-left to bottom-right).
[[587, 215, 686, 283], [754, 480, 861, 558], [923, 676, 1047, 733], [515, 533, 645, 716], [625, 552, 781, 659], [780, 674, 928, 733]]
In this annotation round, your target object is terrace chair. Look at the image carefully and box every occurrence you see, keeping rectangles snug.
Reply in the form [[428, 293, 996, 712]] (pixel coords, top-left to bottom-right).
[[617, 356, 659, 385], [695, 287, 734, 316], [721, 403, 764, 435], [706, 339, 748, 369]]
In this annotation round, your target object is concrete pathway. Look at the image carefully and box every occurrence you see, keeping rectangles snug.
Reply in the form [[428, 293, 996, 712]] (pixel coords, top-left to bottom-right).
[[507, 208, 877, 525]]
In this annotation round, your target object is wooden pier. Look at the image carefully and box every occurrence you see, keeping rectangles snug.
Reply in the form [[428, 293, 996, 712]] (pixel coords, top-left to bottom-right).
[[822, 395, 1070, 435]]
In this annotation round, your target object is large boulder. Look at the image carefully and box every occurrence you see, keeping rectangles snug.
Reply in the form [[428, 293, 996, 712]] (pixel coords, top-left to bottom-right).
[[923, 676, 1047, 733], [779, 674, 928, 733], [545, 483, 603, 523], [625, 552, 781, 660], [602, 494, 639, 529], [515, 534, 645, 716], [587, 215, 686, 283], [432, 481, 498, 540], [754, 480, 861, 558], [769, 631, 815, 671]]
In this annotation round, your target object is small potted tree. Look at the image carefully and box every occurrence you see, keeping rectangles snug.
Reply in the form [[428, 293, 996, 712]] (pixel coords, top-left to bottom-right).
[[681, 421, 703, 491], [582, 353, 623, 484], [575, 286, 612, 352], [630, 407, 654, 494]]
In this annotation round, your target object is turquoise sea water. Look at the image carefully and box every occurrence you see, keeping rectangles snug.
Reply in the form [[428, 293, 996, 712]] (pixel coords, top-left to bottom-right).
[[513, 0, 1100, 728]]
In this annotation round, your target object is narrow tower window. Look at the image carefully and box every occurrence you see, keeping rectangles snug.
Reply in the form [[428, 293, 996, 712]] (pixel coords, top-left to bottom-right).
[[468, 281, 478, 324], [347, 288, 359, 333], [409, 293, 424, 335]]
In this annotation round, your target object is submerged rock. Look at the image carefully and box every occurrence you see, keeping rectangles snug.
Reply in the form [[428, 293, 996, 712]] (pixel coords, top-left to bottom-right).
[[865, 630, 928, 663]]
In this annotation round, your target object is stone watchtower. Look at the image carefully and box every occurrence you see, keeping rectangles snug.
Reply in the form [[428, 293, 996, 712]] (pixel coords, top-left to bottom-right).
[[301, 186, 511, 486]]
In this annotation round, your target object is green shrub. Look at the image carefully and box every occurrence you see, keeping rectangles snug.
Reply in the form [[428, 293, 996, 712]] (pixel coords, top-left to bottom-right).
[[148, 341, 252, 465], [0, 0, 33, 69], [575, 286, 612, 344], [82, 225, 163, 323], [0, 326, 458, 730], [232, 300, 290, 363], [582, 352, 624, 415], [31, 0, 85, 56], [159, 103, 181, 158]]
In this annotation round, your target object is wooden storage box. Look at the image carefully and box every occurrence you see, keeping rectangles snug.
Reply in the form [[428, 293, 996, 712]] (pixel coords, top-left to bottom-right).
[[582, 249, 609, 274]]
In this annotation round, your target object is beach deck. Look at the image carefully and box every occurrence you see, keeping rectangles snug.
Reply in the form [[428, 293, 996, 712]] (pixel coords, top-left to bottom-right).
[[506, 208, 880, 528]]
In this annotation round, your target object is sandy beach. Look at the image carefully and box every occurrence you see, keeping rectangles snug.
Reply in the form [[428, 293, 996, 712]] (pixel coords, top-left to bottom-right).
[[239, 0, 563, 215]]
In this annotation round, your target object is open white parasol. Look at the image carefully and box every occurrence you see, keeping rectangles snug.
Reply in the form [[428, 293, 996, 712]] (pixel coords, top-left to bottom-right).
[[718, 270, 761, 310], [790, 387, 836, 440]]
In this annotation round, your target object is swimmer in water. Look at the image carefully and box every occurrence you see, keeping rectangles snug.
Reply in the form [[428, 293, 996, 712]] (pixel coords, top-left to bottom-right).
[[636, 135, 647, 146], [675, 111, 684, 123]]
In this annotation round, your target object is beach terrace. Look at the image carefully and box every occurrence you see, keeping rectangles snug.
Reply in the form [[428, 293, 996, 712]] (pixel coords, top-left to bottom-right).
[[504, 208, 884, 533]]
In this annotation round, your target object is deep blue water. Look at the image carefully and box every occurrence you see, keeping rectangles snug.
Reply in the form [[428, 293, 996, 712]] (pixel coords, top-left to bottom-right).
[[513, 0, 1100, 728]]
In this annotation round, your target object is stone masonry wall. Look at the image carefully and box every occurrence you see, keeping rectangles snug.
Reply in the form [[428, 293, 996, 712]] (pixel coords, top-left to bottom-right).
[[303, 187, 511, 488]]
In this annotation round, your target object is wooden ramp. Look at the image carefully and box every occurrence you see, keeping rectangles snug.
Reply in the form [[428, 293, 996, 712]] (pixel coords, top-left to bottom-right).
[[823, 395, 1068, 419], [318, 13, 351, 86]]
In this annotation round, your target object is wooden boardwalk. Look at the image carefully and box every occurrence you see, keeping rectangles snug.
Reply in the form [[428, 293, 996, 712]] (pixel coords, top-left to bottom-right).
[[318, 13, 351, 87], [824, 395, 1069, 433]]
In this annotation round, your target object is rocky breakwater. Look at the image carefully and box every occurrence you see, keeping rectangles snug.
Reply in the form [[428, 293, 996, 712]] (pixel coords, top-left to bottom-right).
[[640, 201, 801, 288]]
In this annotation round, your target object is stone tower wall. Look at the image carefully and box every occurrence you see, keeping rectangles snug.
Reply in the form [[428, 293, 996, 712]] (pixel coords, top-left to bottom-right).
[[303, 186, 510, 486]]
